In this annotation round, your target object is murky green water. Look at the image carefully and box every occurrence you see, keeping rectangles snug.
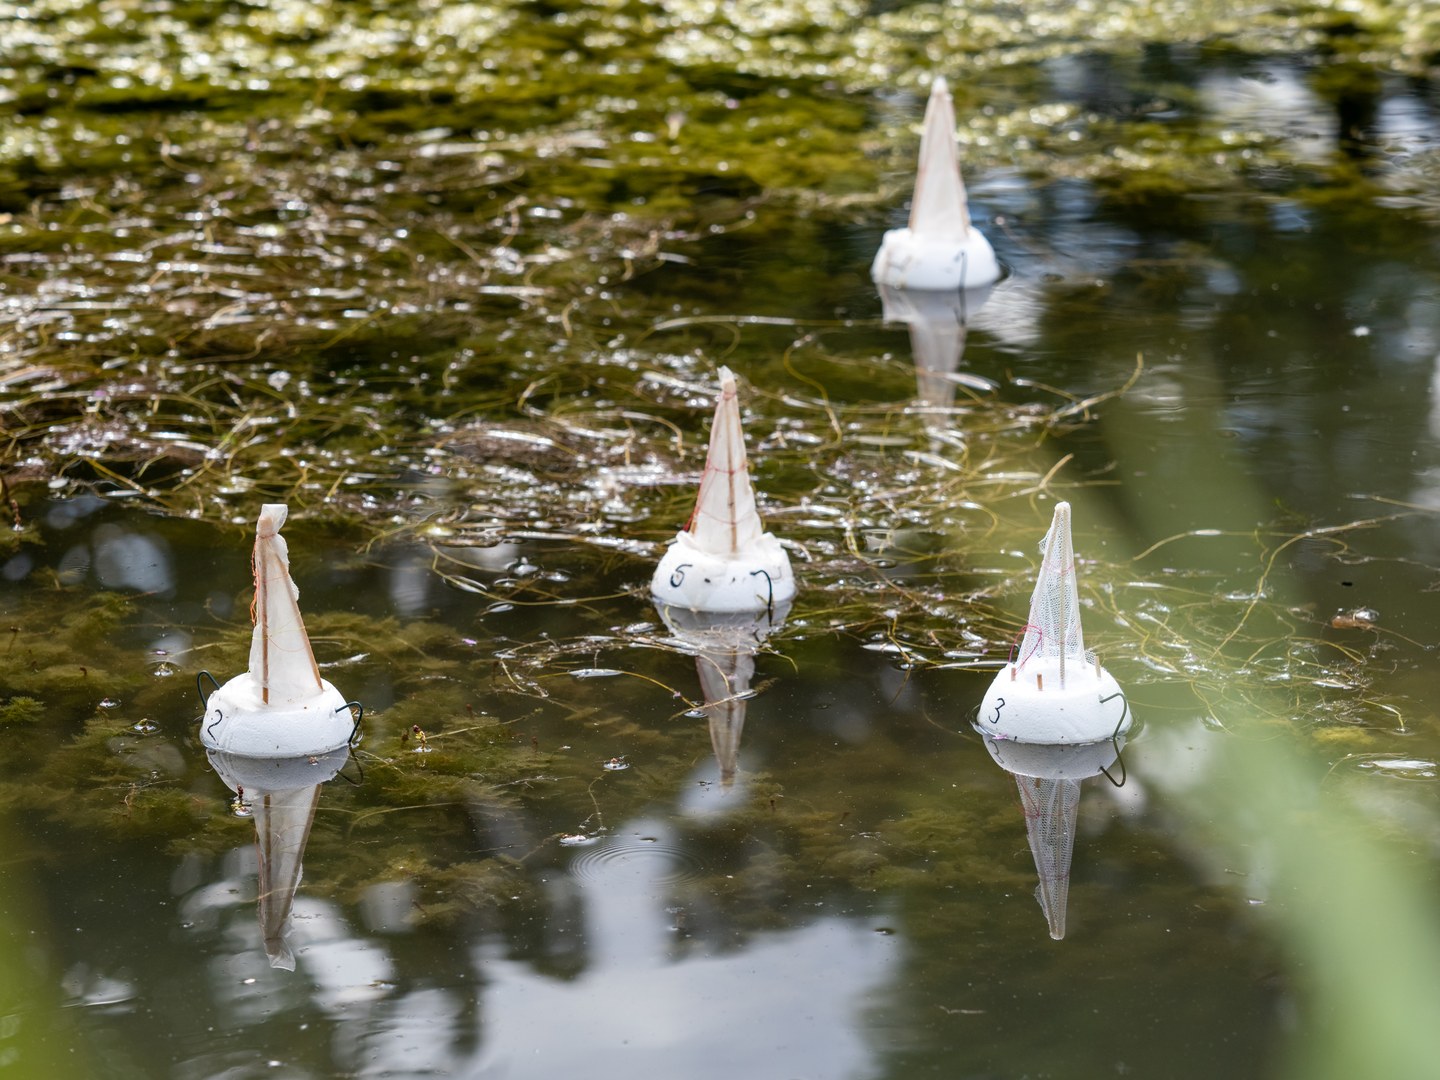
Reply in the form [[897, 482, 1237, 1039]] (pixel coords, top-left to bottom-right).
[[4, 3, 1440, 1078]]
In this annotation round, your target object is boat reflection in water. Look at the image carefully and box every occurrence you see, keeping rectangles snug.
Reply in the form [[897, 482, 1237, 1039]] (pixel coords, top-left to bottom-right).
[[878, 284, 996, 413], [980, 734, 1124, 940], [206, 748, 351, 970], [656, 600, 791, 801]]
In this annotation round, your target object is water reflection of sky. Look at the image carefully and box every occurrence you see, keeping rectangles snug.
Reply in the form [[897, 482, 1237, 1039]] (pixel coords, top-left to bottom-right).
[[7, 28, 1440, 1080], [184, 816, 896, 1078]]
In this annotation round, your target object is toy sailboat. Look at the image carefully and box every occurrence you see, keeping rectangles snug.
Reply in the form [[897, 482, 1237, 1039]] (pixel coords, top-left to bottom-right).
[[208, 748, 349, 969], [977, 502, 1131, 744], [879, 283, 994, 410], [200, 504, 355, 757], [659, 602, 791, 793], [982, 735, 1124, 940], [652, 368, 795, 613], [871, 77, 1001, 292]]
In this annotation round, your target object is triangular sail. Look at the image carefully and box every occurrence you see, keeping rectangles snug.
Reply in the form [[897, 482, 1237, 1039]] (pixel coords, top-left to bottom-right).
[[909, 76, 971, 240], [1016, 502, 1090, 685], [685, 368, 764, 557], [1016, 775, 1079, 941], [249, 504, 324, 706], [252, 783, 323, 970]]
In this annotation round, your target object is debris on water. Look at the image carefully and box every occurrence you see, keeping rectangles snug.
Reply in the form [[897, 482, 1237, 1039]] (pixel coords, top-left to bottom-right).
[[1356, 758, 1436, 779], [559, 833, 599, 847], [1331, 608, 1379, 629], [572, 668, 624, 678]]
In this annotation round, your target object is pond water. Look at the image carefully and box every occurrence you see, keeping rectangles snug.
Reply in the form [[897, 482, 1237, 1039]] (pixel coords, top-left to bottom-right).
[[3, 4, 1440, 1079]]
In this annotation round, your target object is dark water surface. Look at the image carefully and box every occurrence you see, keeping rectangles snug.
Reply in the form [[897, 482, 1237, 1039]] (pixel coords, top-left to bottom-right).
[[3, 4, 1440, 1078]]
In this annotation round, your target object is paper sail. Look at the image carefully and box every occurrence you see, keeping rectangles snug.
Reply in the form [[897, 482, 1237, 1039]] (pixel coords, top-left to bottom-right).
[[652, 369, 796, 613], [201, 504, 354, 757], [208, 748, 349, 970], [871, 77, 1002, 291], [978, 502, 1131, 744], [879, 283, 995, 411], [659, 602, 791, 797], [982, 734, 1124, 941]]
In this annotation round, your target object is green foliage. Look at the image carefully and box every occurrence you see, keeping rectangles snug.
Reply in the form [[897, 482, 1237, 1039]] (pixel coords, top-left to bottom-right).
[[0, 696, 43, 725]]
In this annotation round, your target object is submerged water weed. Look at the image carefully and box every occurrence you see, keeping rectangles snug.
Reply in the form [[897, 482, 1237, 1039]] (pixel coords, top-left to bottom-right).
[[3, 3, 1436, 530], [0, 0, 1433, 901]]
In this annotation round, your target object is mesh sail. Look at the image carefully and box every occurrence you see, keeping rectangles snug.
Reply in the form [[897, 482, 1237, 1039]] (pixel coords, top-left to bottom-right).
[[1016, 502, 1095, 684], [249, 504, 325, 706], [908, 76, 971, 240], [686, 367, 764, 557], [1016, 775, 1080, 941]]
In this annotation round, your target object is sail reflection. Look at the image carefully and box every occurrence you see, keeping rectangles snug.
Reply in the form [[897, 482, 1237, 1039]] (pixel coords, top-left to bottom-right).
[[206, 748, 350, 970], [878, 284, 995, 412], [981, 734, 1125, 940], [656, 601, 791, 797]]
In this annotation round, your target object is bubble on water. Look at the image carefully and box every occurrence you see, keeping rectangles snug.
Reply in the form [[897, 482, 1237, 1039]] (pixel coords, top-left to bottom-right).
[[130, 719, 159, 734], [98, 698, 121, 710], [602, 757, 630, 771]]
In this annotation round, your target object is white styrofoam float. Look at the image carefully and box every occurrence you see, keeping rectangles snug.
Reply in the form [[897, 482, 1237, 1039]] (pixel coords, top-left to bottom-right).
[[200, 504, 355, 757], [652, 367, 796, 613], [871, 76, 1001, 292], [977, 502, 1131, 744]]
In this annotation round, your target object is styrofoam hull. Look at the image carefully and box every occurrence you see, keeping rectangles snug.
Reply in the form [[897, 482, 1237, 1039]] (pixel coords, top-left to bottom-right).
[[977, 658, 1131, 744], [651, 529, 796, 613], [871, 227, 1001, 291], [201, 673, 354, 757]]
